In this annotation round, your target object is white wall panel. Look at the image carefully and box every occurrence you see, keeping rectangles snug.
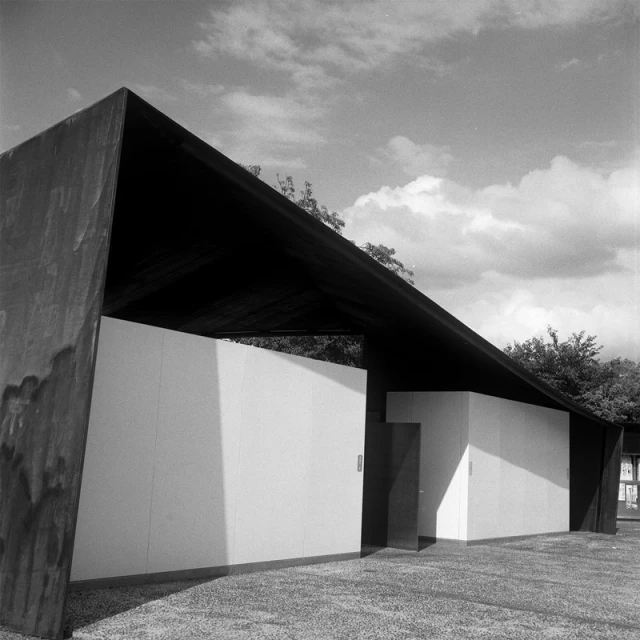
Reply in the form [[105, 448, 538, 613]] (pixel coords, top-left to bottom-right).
[[497, 398, 527, 537], [232, 349, 312, 565], [523, 405, 549, 535], [387, 392, 468, 541], [208, 340, 248, 562], [73, 319, 367, 582], [468, 393, 569, 541], [466, 394, 501, 540], [547, 410, 570, 531], [71, 318, 163, 581], [146, 331, 233, 573], [387, 391, 570, 544], [303, 360, 367, 557]]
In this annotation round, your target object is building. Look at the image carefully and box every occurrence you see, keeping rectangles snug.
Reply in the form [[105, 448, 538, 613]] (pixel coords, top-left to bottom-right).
[[0, 88, 622, 640], [619, 423, 640, 519]]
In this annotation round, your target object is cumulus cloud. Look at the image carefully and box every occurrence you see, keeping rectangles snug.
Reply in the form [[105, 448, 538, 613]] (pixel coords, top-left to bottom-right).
[[577, 139, 619, 150], [67, 88, 82, 102], [193, 0, 629, 87], [376, 136, 454, 177], [437, 261, 640, 361], [180, 79, 225, 97], [555, 57, 582, 71], [133, 84, 177, 103], [219, 89, 325, 168], [342, 154, 640, 288]]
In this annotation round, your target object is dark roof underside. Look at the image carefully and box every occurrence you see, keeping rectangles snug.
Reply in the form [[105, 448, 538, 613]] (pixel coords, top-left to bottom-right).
[[100, 89, 616, 429]]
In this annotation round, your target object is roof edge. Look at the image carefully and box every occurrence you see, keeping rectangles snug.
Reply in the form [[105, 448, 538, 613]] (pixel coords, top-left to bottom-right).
[[100, 89, 626, 432]]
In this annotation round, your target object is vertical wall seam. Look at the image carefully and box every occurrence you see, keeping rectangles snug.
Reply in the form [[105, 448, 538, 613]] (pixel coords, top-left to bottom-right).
[[302, 372, 314, 558], [230, 346, 250, 565], [145, 329, 165, 574], [411, 393, 418, 537], [459, 393, 463, 542], [460, 391, 473, 540], [466, 394, 470, 541], [567, 413, 571, 531]]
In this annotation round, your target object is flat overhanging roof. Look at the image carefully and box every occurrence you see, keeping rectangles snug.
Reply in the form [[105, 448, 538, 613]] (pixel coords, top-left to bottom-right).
[[3, 88, 622, 431]]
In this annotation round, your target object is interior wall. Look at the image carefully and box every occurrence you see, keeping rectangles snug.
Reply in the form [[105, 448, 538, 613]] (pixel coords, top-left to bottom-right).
[[467, 393, 570, 540], [71, 317, 367, 582], [386, 392, 469, 541]]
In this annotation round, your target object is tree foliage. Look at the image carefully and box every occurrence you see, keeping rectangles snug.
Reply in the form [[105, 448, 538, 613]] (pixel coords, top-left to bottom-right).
[[358, 242, 414, 284], [505, 326, 640, 423], [276, 175, 346, 236], [234, 165, 416, 366], [232, 334, 363, 368], [274, 173, 414, 283]]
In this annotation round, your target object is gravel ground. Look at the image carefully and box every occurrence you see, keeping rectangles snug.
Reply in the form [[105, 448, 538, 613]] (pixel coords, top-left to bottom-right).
[[2, 521, 640, 640]]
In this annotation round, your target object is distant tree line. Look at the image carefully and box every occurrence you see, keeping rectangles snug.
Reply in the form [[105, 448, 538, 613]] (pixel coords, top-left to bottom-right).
[[504, 327, 640, 424]]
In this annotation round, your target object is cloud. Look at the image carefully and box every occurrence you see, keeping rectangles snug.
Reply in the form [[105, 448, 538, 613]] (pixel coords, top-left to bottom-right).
[[203, 132, 224, 149], [577, 139, 619, 150], [376, 136, 454, 177], [218, 89, 325, 167], [193, 0, 629, 87], [445, 273, 640, 361], [555, 57, 582, 71], [342, 154, 640, 288], [67, 88, 83, 102], [180, 79, 225, 97], [133, 84, 177, 103], [343, 154, 640, 359]]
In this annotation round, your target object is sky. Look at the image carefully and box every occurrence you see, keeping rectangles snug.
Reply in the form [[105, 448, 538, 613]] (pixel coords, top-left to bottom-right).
[[2, 0, 639, 361]]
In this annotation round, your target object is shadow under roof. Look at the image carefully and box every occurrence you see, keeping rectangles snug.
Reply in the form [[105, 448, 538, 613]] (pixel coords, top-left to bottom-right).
[[76, 89, 622, 429]]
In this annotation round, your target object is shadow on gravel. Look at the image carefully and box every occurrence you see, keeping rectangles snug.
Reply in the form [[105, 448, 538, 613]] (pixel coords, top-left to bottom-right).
[[418, 537, 436, 551], [360, 537, 436, 558], [65, 577, 218, 631], [360, 544, 385, 558]]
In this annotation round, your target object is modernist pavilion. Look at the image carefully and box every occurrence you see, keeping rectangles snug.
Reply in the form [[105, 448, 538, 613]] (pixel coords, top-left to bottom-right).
[[0, 89, 622, 639]]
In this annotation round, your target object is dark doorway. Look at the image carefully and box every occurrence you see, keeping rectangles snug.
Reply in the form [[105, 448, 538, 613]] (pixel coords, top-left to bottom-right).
[[361, 422, 421, 551]]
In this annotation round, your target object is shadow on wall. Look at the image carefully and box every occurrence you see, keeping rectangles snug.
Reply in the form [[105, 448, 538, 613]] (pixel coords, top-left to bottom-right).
[[364, 340, 613, 538], [70, 319, 230, 585], [386, 391, 571, 541], [71, 317, 367, 610], [465, 392, 570, 540], [386, 392, 468, 541], [570, 414, 621, 533]]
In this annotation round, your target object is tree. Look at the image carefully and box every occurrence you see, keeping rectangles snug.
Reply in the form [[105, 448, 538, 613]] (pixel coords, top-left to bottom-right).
[[232, 334, 363, 368], [233, 165, 416, 367], [276, 175, 346, 236], [504, 326, 640, 423], [274, 173, 414, 283], [358, 242, 414, 285]]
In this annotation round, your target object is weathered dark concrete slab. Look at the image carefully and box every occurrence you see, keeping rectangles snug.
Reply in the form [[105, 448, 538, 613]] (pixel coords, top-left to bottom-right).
[[0, 521, 634, 639], [0, 91, 126, 638]]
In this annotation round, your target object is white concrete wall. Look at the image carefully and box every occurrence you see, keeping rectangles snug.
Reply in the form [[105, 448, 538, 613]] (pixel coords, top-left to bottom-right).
[[386, 391, 570, 543], [467, 393, 570, 541], [71, 317, 367, 582], [387, 392, 469, 541]]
